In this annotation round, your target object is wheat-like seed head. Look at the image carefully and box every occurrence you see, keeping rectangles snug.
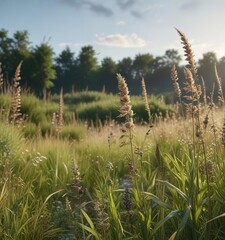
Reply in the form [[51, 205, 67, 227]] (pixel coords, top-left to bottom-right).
[[176, 28, 198, 78], [222, 122, 225, 147], [171, 65, 181, 97], [94, 200, 109, 231], [214, 64, 224, 106], [57, 88, 64, 133], [0, 63, 3, 91], [65, 197, 73, 213], [117, 73, 134, 123], [183, 67, 202, 118], [51, 112, 56, 126], [141, 78, 152, 123], [201, 76, 207, 106], [183, 67, 197, 97], [9, 62, 22, 125]]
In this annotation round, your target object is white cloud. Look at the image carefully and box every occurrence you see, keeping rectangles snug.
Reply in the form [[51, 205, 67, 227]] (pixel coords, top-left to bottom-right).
[[116, 20, 126, 26], [95, 33, 147, 48]]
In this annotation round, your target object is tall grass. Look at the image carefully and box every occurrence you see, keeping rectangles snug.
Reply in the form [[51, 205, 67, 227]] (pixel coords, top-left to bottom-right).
[[1, 29, 225, 239]]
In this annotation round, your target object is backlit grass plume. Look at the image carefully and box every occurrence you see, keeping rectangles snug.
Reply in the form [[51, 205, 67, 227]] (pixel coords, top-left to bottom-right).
[[141, 78, 152, 125], [9, 61, 22, 125], [117, 74, 134, 120], [176, 28, 198, 79], [117, 73, 135, 131], [57, 88, 64, 134], [117, 73, 135, 168], [214, 64, 224, 106], [201, 76, 207, 107], [0, 63, 3, 91], [171, 65, 181, 98], [183, 67, 201, 117]]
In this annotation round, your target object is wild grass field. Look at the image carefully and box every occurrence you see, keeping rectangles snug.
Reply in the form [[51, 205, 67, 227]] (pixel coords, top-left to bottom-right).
[[1, 29, 225, 240]]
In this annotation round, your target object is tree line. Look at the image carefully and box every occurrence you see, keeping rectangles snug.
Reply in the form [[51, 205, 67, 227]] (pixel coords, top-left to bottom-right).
[[0, 28, 225, 97]]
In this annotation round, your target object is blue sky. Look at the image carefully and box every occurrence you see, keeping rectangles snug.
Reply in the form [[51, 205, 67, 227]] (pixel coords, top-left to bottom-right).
[[1, 0, 225, 63]]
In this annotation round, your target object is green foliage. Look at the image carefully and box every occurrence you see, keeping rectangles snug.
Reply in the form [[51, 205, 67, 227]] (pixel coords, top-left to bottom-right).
[[61, 123, 86, 141], [29, 43, 56, 95]]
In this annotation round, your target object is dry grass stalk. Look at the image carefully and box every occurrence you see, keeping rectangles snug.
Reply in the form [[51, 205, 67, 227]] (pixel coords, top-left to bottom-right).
[[117, 73, 136, 171], [0, 63, 3, 91], [65, 197, 73, 213], [214, 64, 224, 106], [201, 76, 207, 107], [70, 165, 84, 201], [171, 65, 181, 98], [183, 67, 201, 105], [117, 73, 135, 139], [9, 62, 22, 125], [176, 28, 198, 79], [51, 112, 57, 126], [57, 88, 64, 133], [94, 200, 109, 232], [183, 67, 202, 138], [222, 118, 225, 147], [141, 78, 152, 125]]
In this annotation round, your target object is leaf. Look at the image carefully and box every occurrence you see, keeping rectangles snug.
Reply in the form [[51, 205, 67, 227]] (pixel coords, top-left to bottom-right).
[[143, 192, 173, 210], [177, 205, 191, 236], [157, 180, 189, 203], [81, 209, 95, 229], [152, 210, 183, 236], [168, 231, 177, 240], [207, 212, 225, 223], [109, 190, 123, 235], [80, 209, 100, 240], [80, 224, 100, 240]]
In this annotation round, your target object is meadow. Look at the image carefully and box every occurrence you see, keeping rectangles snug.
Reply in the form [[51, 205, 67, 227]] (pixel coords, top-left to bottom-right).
[[1, 29, 225, 240]]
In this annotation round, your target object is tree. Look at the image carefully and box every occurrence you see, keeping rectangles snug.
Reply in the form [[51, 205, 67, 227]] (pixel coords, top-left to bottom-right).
[[132, 53, 154, 81], [150, 50, 182, 93], [117, 57, 134, 83], [11, 30, 31, 86], [76, 45, 99, 90], [198, 52, 218, 91], [0, 29, 31, 85], [163, 49, 182, 67], [99, 57, 117, 93], [29, 43, 56, 97], [54, 47, 76, 92], [0, 29, 13, 77]]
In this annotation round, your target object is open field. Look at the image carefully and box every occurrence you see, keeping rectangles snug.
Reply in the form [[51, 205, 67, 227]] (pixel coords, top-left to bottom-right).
[[1, 29, 225, 240]]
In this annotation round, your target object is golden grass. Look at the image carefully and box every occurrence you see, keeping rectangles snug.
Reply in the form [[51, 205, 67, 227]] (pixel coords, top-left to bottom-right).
[[141, 78, 152, 125], [176, 28, 198, 79], [9, 61, 22, 125], [0, 63, 3, 91], [57, 88, 64, 133], [214, 63, 224, 106], [171, 65, 181, 98]]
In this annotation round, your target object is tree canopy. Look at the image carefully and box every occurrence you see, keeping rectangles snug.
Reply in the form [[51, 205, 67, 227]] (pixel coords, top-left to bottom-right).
[[0, 28, 225, 97]]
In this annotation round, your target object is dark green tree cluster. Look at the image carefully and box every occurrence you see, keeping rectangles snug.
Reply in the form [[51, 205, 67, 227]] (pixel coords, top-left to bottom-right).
[[1, 28, 225, 97], [54, 47, 183, 95], [0, 29, 55, 97]]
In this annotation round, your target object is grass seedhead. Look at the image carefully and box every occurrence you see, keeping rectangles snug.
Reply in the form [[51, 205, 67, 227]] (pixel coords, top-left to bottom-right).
[[0, 63, 3, 92], [9, 61, 23, 126], [214, 64, 224, 106], [171, 65, 181, 98], [176, 28, 198, 80]]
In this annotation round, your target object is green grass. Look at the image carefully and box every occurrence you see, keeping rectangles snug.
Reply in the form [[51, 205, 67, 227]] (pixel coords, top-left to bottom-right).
[[1, 86, 225, 239]]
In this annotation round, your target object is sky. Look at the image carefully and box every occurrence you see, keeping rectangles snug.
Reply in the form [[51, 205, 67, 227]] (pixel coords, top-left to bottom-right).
[[1, 0, 225, 63]]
